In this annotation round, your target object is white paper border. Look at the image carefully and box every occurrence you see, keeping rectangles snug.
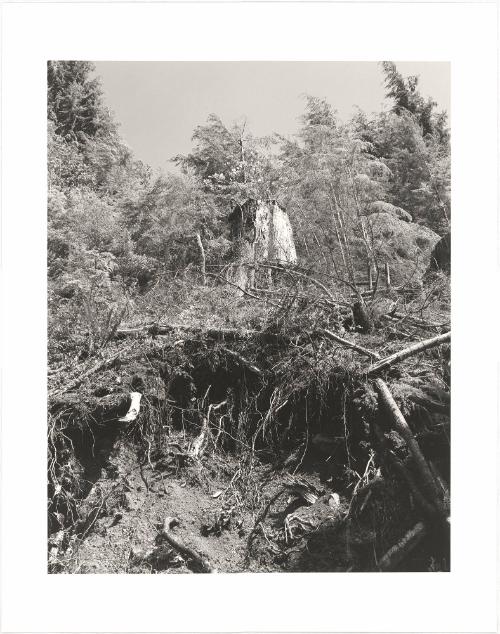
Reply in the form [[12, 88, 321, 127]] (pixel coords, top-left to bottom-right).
[[1, 2, 498, 632]]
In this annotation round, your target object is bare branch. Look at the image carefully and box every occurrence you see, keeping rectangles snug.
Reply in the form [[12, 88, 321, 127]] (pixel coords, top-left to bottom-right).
[[367, 331, 451, 375]]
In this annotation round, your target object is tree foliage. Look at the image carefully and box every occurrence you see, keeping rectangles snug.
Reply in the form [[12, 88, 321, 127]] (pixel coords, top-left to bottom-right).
[[48, 61, 111, 140], [48, 61, 450, 361]]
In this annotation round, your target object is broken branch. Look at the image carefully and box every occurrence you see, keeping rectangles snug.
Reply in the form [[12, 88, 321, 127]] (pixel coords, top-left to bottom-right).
[[367, 331, 451, 375], [320, 328, 381, 360]]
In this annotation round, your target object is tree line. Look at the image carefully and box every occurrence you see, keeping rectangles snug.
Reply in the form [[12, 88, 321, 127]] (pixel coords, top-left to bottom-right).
[[47, 61, 450, 358]]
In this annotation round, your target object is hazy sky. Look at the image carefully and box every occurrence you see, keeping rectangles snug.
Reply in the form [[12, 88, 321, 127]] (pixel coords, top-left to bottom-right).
[[93, 61, 450, 173]]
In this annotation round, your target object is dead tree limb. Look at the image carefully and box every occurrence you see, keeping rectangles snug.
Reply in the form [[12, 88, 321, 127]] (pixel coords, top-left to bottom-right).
[[206, 271, 281, 306], [160, 517, 215, 573], [221, 347, 264, 377], [374, 379, 441, 506], [320, 328, 381, 360], [49, 351, 124, 399], [377, 522, 428, 571], [367, 331, 451, 375], [253, 262, 344, 307]]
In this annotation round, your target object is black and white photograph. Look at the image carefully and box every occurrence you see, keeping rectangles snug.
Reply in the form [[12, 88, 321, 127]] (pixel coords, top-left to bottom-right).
[[47, 60, 451, 574], [1, 2, 498, 632]]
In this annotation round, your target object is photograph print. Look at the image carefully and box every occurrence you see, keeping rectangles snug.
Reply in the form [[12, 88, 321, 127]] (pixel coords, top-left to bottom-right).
[[47, 61, 451, 574]]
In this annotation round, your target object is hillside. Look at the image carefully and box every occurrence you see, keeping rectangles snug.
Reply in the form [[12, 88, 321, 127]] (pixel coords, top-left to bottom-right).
[[47, 61, 451, 574]]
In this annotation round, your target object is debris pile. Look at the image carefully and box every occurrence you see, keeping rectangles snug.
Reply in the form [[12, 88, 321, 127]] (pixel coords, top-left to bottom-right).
[[48, 287, 450, 573]]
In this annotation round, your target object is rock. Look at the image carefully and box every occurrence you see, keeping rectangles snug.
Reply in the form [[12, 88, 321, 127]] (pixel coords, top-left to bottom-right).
[[427, 231, 450, 274], [364, 212, 440, 285], [367, 201, 413, 222]]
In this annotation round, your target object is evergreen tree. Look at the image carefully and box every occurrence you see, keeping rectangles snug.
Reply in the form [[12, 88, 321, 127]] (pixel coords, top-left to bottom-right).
[[381, 61, 443, 138], [47, 61, 112, 141]]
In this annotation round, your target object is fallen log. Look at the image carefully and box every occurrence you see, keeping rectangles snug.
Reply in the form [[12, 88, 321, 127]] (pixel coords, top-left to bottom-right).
[[371, 422, 437, 519], [116, 322, 285, 344], [116, 322, 371, 354], [117, 322, 251, 338], [377, 522, 428, 571], [160, 517, 215, 573], [366, 331, 451, 375], [374, 379, 441, 507], [320, 328, 381, 360]]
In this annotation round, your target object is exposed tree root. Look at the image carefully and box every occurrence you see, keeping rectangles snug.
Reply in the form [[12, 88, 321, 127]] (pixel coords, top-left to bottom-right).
[[48, 313, 450, 573], [159, 517, 215, 573]]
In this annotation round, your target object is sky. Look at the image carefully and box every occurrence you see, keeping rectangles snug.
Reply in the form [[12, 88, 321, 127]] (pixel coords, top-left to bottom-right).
[[93, 61, 450, 174]]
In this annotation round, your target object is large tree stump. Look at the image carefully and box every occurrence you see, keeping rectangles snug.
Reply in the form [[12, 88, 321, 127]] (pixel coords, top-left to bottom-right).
[[227, 199, 297, 291]]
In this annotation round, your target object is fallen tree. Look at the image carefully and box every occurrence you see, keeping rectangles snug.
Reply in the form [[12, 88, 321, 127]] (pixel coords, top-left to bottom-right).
[[374, 378, 442, 509], [48, 296, 450, 573]]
